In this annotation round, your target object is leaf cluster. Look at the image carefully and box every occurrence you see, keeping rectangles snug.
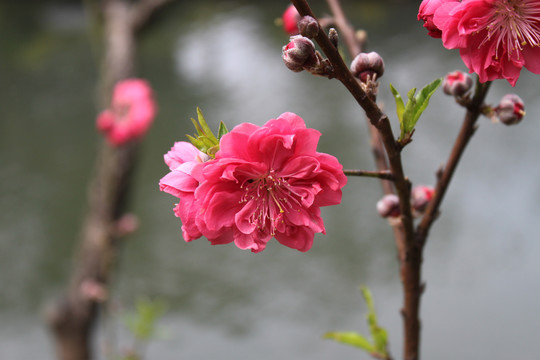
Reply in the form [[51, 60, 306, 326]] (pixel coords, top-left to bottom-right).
[[186, 107, 228, 158], [324, 287, 390, 359], [390, 78, 442, 145]]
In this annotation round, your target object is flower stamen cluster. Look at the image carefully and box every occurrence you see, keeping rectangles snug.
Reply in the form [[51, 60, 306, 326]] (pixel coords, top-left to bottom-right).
[[418, 0, 540, 86]]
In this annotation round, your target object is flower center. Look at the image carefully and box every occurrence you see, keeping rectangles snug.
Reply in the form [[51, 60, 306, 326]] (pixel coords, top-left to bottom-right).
[[485, 0, 540, 58], [240, 170, 300, 235]]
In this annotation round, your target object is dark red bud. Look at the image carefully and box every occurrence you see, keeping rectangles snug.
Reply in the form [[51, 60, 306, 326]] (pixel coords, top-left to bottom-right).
[[496, 94, 525, 125], [282, 35, 318, 72], [411, 185, 435, 215], [442, 70, 473, 96], [350, 51, 384, 82], [298, 16, 319, 38], [377, 194, 400, 218]]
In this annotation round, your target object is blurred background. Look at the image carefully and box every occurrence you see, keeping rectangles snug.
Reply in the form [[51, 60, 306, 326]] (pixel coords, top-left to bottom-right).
[[1, 0, 540, 359]]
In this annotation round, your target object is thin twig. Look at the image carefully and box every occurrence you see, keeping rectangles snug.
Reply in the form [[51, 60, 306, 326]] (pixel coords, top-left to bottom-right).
[[291, 1, 419, 359], [416, 78, 492, 244], [289, 1, 414, 245], [325, 0, 362, 57], [344, 169, 395, 181]]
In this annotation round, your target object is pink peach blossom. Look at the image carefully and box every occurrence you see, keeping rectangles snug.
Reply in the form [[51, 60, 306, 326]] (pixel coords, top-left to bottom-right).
[[424, 0, 540, 86], [160, 113, 347, 253], [159, 142, 209, 241], [96, 78, 156, 146], [417, 0, 459, 38]]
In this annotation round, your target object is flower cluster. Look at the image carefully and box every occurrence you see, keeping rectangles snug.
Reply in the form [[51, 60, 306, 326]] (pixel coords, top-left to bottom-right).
[[96, 79, 156, 146], [418, 0, 540, 86], [160, 112, 347, 253]]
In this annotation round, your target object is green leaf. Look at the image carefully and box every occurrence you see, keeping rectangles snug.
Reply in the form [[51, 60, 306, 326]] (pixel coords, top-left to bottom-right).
[[393, 78, 442, 141], [412, 77, 442, 125], [389, 83, 405, 122], [217, 121, 229, 139], [186, 134, 204, 149], [361, 286, 388, 355], [186, 108, 230, 157], [197, 107, 218, 143], [124, 298, 166, 342], [324, 331, 376, 353]]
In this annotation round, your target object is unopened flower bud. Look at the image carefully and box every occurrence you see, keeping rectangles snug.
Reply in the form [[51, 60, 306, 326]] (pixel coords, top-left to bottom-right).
[[495, 94, 525, 125], [282, 35, 318, 72], [411, 185, 435, 215], [377, 194, 400, 218], [328, 28, 339, 48], [298, 16, 319, 38], [442, 70, 473, 96], [350, 51, 385, 82], [282, 4, 301, 35]]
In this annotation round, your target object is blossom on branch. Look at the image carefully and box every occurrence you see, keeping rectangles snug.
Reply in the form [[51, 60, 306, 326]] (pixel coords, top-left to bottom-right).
[[418, 0, 540, 86], [159, 142, 210, 241], [96, 79, 156, 146], [160, 113, 347, 253]]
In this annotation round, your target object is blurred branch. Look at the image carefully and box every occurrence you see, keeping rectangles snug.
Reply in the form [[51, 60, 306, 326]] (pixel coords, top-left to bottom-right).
[[45, 1, 169, 360], [131, 0, 174, 31]]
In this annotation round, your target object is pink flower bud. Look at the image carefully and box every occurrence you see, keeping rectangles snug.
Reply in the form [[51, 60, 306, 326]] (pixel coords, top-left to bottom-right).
[[282, 35, 318, 72], [298, 16, 319, 38], [442, 70, 473, 96], [350, 52, 384, 82], [495, 94, 525, 125], [377, 194, 400, 218], [411, 185, 435, 215], [282, 4, 301, 35]]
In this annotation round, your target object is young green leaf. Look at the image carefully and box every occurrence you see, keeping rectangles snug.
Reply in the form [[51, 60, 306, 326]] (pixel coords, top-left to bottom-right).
[[324, 331, 376, 353], [217, 121, 229, 139], [361, 286, 389, 355], [124, 298, 166, 342], [412, 77, 442, 125], [389, 83, 405, 122], [394, 78, 442, 141], [196, 107, 218, 143]]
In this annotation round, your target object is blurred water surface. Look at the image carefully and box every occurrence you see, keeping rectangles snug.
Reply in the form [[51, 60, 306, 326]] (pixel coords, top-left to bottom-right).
[[1, 1, 540, 359]]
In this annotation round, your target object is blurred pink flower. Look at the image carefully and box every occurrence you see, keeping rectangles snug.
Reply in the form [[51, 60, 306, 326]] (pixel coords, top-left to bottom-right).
[[159, 142, 209, 241], [422, 0, 540, 86], [96, 79, 156, 146], [282, 4, 301, 35], [160, 113, 347, 253]]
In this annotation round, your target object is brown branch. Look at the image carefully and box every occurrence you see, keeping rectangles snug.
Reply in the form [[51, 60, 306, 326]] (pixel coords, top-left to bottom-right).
[[292, 2, 421, 359], [130, 0, 174, 31], [289, 1, 414, 241], [325, 0, 362, 57], [416, 79, 492, 244], [344, 169, 395, 181], [45, 1, 170, 359]]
